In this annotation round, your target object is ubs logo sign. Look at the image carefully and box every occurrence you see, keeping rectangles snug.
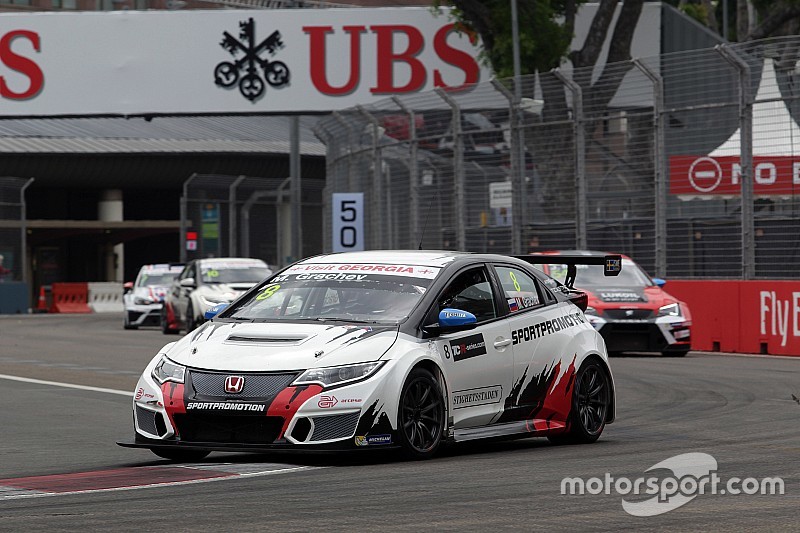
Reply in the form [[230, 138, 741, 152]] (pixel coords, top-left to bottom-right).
[[214, 18, 290, 103]]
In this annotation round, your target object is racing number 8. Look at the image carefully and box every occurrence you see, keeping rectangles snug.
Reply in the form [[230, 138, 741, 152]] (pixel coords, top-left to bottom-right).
[[509, 271, 521, 292], [256, 284, 281, 301], [340, 199, 357, 248]]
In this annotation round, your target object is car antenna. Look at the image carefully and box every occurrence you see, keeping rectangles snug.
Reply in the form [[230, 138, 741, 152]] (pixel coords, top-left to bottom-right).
[[418, 190, 437, 250]]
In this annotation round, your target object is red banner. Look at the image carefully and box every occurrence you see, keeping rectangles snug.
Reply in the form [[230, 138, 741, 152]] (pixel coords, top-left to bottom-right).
[[666, 280, 800, 356], [669, 155, 800, 196]]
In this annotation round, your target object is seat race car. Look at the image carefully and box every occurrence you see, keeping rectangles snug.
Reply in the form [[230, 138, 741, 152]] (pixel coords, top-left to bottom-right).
[[119, 250, 619, 461], [161, 257, 272, 334], [533, 250, 692, 357], [123, 263, 184, 330]]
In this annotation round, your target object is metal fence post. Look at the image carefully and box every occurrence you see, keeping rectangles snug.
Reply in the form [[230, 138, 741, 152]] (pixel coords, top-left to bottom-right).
[[228, 175, 246, 257], [313, 123, 334, 254], [491, 79, 523, 254], [20, 177, 33, 287], [435, 88, 466, 252], [357, 105, 384, 249], [633, 59, 667, 278], [180, 173, 197, 263], [717, 44, 754, 279], [391, 96, 420, 248], [552, 69, 587, 249], [290, 116, 302, 262]]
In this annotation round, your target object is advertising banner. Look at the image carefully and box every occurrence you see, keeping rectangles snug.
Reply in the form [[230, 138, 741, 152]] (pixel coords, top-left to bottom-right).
[[0, 8, 488, 117]]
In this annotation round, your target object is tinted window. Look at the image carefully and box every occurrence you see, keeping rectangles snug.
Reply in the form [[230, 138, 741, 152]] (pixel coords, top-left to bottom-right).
[[437, 267, 496, 323], [494, 266, 541, 313]]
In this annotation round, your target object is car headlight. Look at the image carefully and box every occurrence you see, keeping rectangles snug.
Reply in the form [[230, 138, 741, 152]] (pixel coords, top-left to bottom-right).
[[658, 303, 682, 317], [292, 361, 385, 389], [134, 296, 155, 305], [151, 355, 186, 384]]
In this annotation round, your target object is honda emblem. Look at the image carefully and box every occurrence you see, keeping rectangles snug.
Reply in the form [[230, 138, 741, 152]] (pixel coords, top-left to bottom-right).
[[224, 375, 245, 394]]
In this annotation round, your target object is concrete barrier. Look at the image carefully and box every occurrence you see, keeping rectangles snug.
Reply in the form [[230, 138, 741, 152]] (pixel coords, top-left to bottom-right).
[[50, 282, 91, 313], [88, 282, 124, 313]]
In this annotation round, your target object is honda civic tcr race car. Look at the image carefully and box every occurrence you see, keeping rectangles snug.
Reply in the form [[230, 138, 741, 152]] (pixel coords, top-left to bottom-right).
[[118, 251, 620, 461], [533, 251, 692, 357], [161, 257, 272, 334], [123, 263, 183, 330]]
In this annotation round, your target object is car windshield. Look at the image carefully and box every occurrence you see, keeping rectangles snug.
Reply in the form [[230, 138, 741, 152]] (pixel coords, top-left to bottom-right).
[[547, 259, 652, 288], [200, 264, 270, 284], [137, 272, 178, 287], [225, 263, 440, 324]]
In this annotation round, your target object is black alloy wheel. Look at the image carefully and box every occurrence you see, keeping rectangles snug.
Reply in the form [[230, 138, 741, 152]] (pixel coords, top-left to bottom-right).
[[398, 368, 445, 459], [549, 359, 611, 445], [161, 306, 179, 335]]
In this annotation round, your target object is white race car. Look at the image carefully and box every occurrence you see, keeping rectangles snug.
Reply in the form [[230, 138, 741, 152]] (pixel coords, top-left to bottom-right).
[[161, 257, 272, 334], [123, 263, 184, 330], [119, 251, 618, 461]]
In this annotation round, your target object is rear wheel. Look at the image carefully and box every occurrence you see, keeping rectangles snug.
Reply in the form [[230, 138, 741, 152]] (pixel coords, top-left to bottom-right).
[[160, 305, 179, 335], [151, 448, 210, 462], [397, 368, 445, 459], [548, 359, 611, 445]]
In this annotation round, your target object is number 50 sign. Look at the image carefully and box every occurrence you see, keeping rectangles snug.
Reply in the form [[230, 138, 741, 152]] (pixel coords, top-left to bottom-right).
[[332, 193, 364, 252]]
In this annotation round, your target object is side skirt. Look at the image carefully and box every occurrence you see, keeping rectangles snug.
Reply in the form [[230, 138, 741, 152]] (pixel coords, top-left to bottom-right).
[[453, 419, 566, 443]]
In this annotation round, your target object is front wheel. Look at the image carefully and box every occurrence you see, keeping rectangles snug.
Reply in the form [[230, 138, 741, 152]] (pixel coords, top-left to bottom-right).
[[548, 359, 611, 445], [151, 448, 210, 462], [397, 368, 445, 459]]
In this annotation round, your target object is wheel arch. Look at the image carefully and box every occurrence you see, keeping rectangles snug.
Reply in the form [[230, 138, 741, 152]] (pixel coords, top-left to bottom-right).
[[581, 352, 615, 424]]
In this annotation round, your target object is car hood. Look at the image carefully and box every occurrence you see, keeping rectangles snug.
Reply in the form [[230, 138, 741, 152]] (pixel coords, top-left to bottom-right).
[[164, 321, 399, 372], [582, 286, 676, 308], [196, 283, 258, 302], [135, 286, 169, 301]]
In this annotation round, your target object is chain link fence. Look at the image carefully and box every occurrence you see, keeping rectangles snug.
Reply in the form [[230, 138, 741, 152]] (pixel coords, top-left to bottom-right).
[[0, 177, 33, 284], [180, 173, 324, 268], [315, 35, 800, 280]]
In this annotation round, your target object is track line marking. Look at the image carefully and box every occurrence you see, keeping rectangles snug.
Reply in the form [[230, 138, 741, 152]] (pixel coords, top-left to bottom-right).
[[0, 464, 320, 501], [0, 373, 132, 397]]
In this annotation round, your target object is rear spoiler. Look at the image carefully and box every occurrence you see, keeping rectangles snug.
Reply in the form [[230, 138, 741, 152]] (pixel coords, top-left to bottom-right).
[[512, 254, 622, 289]]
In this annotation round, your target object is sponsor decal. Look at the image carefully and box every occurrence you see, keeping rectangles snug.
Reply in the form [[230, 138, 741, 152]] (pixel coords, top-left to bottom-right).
[[294, 273, 367, 281], [512, 313, 586, 345], [135, 387, 144, 400], [508, 298, 519, 312], [318, 395, 338, 408], [670, 155, 800, 196], [214, 18, 290, 103], [186, 402, 265, 411], [284, 263, 440, 279], [354, 434, 392, 446], [452, 386, 502, 409], [442, 333, 487, 362], [600, 291, 644, 303], [444, 310, 468, 319], [224, 375, 245, 394]]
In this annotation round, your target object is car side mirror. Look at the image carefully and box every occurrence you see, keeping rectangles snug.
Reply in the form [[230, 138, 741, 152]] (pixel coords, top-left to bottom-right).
[[423, 308, 477, 336], [204, 303, 228, 320], [180, 277, 196, 289], [652, 277, 666, 288], [123, 281, 133, 294]]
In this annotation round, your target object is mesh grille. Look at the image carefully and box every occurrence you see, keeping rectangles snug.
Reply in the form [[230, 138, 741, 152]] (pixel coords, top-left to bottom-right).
[[309, 412, 361, 442], [135, 405, 159, 436], [189, 371, 296, 400], [604, 309, 654, 320], [174, 413, 283, 444]]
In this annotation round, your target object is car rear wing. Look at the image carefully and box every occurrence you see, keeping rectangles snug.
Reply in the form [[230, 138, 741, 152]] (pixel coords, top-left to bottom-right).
[[513, 254, 622, 289]]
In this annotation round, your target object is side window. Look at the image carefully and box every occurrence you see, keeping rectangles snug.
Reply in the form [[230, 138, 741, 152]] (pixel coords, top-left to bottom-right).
[[437, 267, 497, 323], [495, 266, 543, 313]]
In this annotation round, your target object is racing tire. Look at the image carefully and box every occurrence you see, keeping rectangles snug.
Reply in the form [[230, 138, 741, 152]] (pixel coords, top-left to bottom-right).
[[160, 306, 179, 335], [186, 302, 203, 332], [151, 448, 210, 462], [397, 367, 445, 460], [548, 359, 611, 445], [123, 316, 137, 330]]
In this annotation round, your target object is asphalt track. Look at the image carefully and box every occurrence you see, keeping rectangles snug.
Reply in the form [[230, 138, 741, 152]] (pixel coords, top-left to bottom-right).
[[0, 313, 798, 531]]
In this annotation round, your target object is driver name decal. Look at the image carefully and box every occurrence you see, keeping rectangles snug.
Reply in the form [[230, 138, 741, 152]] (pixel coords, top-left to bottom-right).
[[452, 385, 502, 408], [512, 312, 586, 345], [444, 333, 486, 362]]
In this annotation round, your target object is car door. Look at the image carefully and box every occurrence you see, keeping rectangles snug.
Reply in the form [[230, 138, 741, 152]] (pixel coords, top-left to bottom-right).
[[492, 264, 578, 423], [431, 265, 514, 429]]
